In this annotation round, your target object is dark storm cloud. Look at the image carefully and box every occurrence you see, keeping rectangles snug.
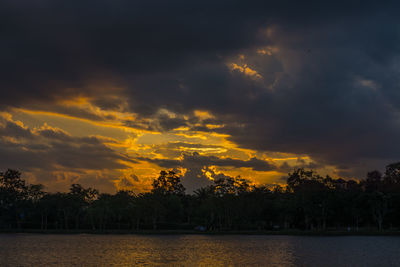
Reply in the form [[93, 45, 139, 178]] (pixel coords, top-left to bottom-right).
[[0, 0, 269, 107], [0, 0, 378, 105], [139, 152, 276, 172], [215, 19, 400, 175], [2, 1, 400, 177]]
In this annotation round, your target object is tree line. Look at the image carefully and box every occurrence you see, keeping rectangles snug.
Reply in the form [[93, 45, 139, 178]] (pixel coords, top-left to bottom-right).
[[2, 163, 400, 232]]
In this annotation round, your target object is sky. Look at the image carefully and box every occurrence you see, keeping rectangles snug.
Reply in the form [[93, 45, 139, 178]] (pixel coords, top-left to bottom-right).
[[1, 1, 400, 193]]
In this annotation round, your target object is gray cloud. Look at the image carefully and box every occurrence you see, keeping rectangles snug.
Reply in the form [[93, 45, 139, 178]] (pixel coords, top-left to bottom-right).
[[138, 152, 276, 172], [149, 142, 226, 158], [0, 116, 135, 172], [180, 167, 213, 194]]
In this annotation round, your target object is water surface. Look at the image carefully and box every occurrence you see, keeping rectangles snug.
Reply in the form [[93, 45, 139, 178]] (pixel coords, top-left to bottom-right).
[[0, 234, 399, 266]]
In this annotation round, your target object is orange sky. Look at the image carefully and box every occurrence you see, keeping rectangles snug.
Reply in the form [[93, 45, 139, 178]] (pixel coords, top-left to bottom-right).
[[0, 95, 336, 193]]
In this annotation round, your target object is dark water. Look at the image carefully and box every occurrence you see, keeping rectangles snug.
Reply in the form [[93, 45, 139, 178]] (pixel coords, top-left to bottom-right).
[[0, 234, 399, 266]]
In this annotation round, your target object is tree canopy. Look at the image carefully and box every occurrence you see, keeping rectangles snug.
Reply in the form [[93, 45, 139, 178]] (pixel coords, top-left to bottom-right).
[[2, 163, 400, 232]]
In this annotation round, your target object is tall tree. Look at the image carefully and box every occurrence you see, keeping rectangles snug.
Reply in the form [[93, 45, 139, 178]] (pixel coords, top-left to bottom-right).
[[152, 171, 185, 195]]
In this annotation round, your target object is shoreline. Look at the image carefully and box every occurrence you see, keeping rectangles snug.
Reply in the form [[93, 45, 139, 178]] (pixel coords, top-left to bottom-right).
[[1, 229, 400, 236]]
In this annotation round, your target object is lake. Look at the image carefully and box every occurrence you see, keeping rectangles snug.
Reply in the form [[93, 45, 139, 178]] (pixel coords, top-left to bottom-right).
[[0, 234, 399, 266]]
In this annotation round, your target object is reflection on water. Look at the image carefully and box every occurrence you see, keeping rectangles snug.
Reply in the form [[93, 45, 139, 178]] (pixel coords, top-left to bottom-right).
[[0, 234, 400, 266]]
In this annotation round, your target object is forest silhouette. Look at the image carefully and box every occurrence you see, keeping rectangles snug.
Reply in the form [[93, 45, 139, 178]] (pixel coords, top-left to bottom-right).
[[2, 163, 400, 232]]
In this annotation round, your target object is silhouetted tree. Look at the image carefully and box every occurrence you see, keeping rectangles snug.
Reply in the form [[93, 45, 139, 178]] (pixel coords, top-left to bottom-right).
[[152, 171, 185, 195], [4, 164, 400, 232]]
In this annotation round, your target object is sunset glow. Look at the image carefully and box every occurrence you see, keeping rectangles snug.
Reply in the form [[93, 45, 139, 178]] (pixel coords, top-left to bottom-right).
[[1, 1, 398, 195]]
